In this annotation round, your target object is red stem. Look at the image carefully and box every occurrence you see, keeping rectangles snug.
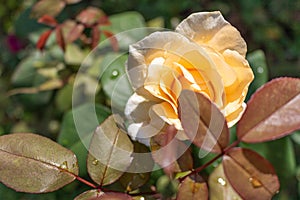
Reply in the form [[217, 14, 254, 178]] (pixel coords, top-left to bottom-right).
[[179, 140, 240, 182], [75, 176, 97, 189], [73, 140, 241, 197]]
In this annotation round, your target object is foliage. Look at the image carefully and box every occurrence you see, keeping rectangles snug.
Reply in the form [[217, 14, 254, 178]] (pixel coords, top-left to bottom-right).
[[0, 0, 300, 200]]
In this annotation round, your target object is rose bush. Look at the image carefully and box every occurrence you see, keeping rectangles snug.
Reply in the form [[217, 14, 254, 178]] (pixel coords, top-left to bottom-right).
[[125, 11, 254, 145]]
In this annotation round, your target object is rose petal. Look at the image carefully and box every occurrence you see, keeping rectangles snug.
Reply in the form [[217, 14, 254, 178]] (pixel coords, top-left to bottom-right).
[[127, 31, 224, 107], [152, 102, 182, 130], [226, 103, 246, 128], [151, 102, 189, 140], [222, 50, 254, 102], [125, 92, 155, 123], [175, 11, 247, 57], [144, 58, 177, 109]]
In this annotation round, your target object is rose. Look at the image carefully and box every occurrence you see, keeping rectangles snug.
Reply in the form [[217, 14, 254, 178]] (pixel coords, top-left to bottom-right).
[[125, 11, 254, 145]]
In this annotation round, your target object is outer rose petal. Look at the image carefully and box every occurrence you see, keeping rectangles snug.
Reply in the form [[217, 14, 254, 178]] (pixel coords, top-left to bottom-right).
[[226, 103, 246, 128], [175, 11, 247, 57]]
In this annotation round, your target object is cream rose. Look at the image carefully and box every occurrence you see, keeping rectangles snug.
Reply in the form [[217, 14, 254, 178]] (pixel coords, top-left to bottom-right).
[[125, 11, 254, 145]]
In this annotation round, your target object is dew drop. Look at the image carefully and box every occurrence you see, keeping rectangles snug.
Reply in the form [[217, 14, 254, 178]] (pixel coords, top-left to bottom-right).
[[92, 159, 99, 165], [249, 177, 262, 188], [60, 161, 68, 170], [257, 67, 264, 74], [111, 70, 119, 79], [217, 177, 226, 186]]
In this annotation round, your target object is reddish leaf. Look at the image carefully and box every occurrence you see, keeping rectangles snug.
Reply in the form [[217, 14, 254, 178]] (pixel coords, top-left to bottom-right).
[[177, 145, 193, 172], [91, 26, 100, 49], [76, 7, 105, 26], [0, 133, 78, 193], [67, 24, 85, 43], [36, 29, 53, 50], [74, 189, 100, 200], [38, 15, 57, 27], [31, 0, 65, 18], [75, 190, 132, 200], [177, 175, 208, 200], [55, 26, 65, 51], [223, 148, 279, 200], [98, 16, 111, 26], [237, 77, 300, 143], [87, 115, 133, 186], [151, 126, 179, 175], [103, 30, 119, 52], [208, 164, 242, 200], [151, 125, 192, 175], [89, 192, 132, 200], [178, 90, 229, 153]]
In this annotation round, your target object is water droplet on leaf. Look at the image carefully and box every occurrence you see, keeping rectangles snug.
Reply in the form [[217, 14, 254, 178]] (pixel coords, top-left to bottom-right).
[[60, 161, 68, 170], [111, 70, 119, 79], [217, 177, 226, 186], [249, 177, 262, 188], [92, 159, 99, 165], [257, 67, 264, 74]]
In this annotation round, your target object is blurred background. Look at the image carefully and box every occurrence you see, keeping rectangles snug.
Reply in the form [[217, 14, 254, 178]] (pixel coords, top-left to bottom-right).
[[0, 0, 300, 199]]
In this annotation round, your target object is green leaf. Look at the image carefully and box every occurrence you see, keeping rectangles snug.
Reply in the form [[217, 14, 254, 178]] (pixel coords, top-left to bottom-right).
[[208, 164, 242, 200], [237, 77, 300, 143], [11, 53, 58, 107], [57, 103, 111, 176], [8, 78, 63, 96], [246, 50, 268, 99], [156, 175, 178, 198], [14, 8, 44, 38], [55, 83, 73, 112], [290, 130, 300, 144], [64, 44, 89, 65], [223, 148, 279, 200], [58, 103, 111, 147], [11, 55, 40, 87], [177, 175, 208, 200], [87, 115, 134, 186], [0, 133, 78, 193], [178, 90, 229, 153], [101, 12, 148, 50], [100, 53, 133, 112]]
